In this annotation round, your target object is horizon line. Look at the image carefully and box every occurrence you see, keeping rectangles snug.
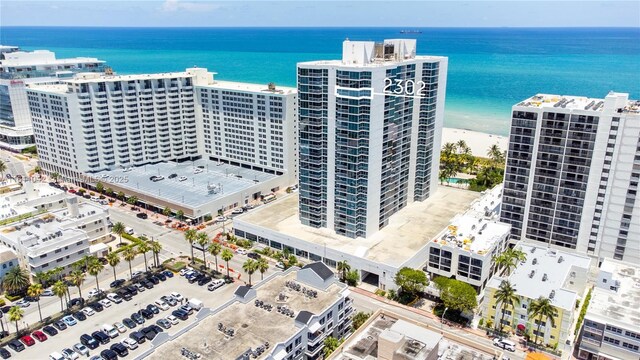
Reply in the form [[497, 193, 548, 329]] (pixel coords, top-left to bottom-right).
[[2, 25, 639, 29]]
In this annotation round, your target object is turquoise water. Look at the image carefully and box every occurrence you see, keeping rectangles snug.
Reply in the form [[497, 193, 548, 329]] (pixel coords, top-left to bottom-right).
[[2, 27, 638, 136]]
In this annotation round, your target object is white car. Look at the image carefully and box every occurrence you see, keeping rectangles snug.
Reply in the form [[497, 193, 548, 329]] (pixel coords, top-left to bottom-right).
[[87, 288, 102, 298], [99, 299, 112, 308], [170, 292, 184, 302], [193, 168, 203, 174], [61, 348, 79, 360], [14, 299, 30, 307], [178, 176, 187, 181], [107, 293, 123, 304], [236, 248, 247, 255], [122, 337, 139, 350], [42, 289, 55, 297], [166, 315, 179, 325], [216, 216, 227, 222], [81, 307, 95, 316], [72, 343, 89, 356], [231, 208, 244, 215], [179, 268, 192, 276], [276, 261, 285, 269], [131, 270, 144, 278], [113, 322, 127, 333], [155, 300, 169, 311]]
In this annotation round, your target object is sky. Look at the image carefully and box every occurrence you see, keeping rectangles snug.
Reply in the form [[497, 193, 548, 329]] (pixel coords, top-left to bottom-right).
[[1, 0, 639, 27]]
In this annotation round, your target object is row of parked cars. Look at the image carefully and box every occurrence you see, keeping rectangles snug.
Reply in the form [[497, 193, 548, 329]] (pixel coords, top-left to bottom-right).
[[179, 268, 227, 291]]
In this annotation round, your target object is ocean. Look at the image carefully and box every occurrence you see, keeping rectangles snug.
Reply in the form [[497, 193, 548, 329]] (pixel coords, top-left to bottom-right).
[[2, 27, 639, 136]]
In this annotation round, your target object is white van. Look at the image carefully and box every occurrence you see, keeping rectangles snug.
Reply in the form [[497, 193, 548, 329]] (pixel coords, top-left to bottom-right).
[[125, 227, 134, 235], [493, 338, 516, 352], [49, 352, 65, 360], [188, 298, 203, 311], [102, 323, 119, 338]]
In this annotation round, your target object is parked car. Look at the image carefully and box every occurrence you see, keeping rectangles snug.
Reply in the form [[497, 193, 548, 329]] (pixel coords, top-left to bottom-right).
[[53, 320, 67, 331], [142, 280, 154, 289], [171, 309, 188, 321], [72, 343, 89, 356], [82, 307, 95, 316], [42, 325, 58, 337], [106, 342, 127, 356], [162, 270, 174, 278], [146, 304, 160, 314], [156, 318, 171, 329], [89, 302, 104, 312], [156, 272, 167, 281], [42, 289, 55, 296], [19, 335, 35, 346], [113, 322, 127, 333], [32, 330, 48, 342], [122, 337, 139, 350], [166, 315, 179, 325], [110, 279, 125, 288], [117, 290, 132, 301], [101, 323, 119, 339], [178, 176, 187, 181], [49, 352, 65, 360], [127, 285, 139, 295], [136, 213, 148, 219], [131, 312, 145, 324], [7, 340, 24, 352], [147, 276, 160, 285], [197, 276, 212, 286], [179, 304, 193, 315], [68, 298, 85, 308], [14, 299, 30, 308], [61, 348, 78, 360], [99, 299, 112, 308], [208, 279, 225, 291], [99, 349, 118, 360], [80, 334, 99, 350], [122, 318, 137, 329], [62, 315, 77, 326], [0, 347, 11, 359], [87, 289, 103, 298], [129, 331, 146, 344], [231, 208, 244, 215], [275, 261, 285, 269], [107, 293, 123, 303], [492, 338, 516, 352], [160, 295, 177, 306], [91, 330, 110, 345], [248, 252, 261, 260], [139, 308, 154, 320], [168, 173, 178, 179], [140, 326, 158, 340], [72, 311, 86, 321], [154, 300, 169, 311]]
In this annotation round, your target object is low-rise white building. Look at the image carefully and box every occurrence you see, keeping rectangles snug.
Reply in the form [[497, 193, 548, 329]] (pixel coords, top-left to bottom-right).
[[0, 246, 18, 281], [578, 259, 640, 360]]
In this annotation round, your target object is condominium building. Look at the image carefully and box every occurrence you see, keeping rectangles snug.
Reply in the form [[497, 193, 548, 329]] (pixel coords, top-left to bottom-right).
[[0, 192, 111, 275], [197, 81, 298, 185], [297, 39, 448, 238], [0, 47, 106, 151], [138, 262, 353, 360], [500, 92, 640, 264], [578, 259, 640, 360], [425, 184, 511, 293], [482, 243, 592, 351]]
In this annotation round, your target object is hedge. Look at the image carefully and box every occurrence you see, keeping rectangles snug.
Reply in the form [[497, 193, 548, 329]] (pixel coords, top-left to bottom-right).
[[574, 288, 593, 335], [0, 212, 34, 226], [4, 293, 22, 302]]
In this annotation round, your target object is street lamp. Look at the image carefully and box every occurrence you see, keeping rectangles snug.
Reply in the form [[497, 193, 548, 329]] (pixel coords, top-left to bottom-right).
[[441, 307, 448, 329]]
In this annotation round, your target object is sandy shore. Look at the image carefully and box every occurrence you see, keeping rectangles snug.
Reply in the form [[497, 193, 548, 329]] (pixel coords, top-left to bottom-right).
[[442, 127, 508, 158]]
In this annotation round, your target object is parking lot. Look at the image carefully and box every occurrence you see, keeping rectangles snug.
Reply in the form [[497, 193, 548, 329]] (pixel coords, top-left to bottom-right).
[[6, 272, 239, 359]]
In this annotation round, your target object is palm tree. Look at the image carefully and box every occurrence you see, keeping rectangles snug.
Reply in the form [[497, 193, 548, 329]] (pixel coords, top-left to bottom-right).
[[106, 252, 121, 281], [176, 209, 184, 221], [256, 258, 269, 280], [149, 241, 162, 268], [494, 280, 520, 333], [7, 306, 23, 334], [242, 259, 257, 286], [112, 222, 126, 245], [34, 271, 50, 287], [52, 280, 68, 311], [127, 196, 138, 206], [117, 191, 125, 201], [162, 207, 172, 217], [196, 232, 209, 267], [221, 249, 234, 278], [208, 243, 222, 273], [507, 248, 527, 264], [49, 266, 64, 281], [2, 266, 30, 295], [87, 256, 104, 291], [122, 247, 137, 279], [137, 242, 150, 272], [27, 283, 44, 322], [67, 270, 86, 299], [184, 229, 197, 263], [337, 261, 351, 282], [528, 297, 558, 345], [487, 144, 505, 165], [51, 172, 60, 184]]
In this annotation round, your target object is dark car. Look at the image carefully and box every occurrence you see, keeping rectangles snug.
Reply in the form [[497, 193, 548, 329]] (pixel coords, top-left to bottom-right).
[[162, 270, 174, 278], [142, 280, 154, 289], [156, 272, 167, 281], [198, 276, 212, 286], [150, 324, 163, 333], [53, 320, 67, 331], [140, 326, 158, 340], [100, 349, 118, 360], [73, 311, 87, 321], [146, 304, 159, 314], [129, 331, 146, 344], [91, 330, 110, 345], [110, 279, 125, 288], [0, 347, 10, 359], [0, 306, 10, 314], [126, 285, 138, 296], [160, 295, 177, 306], [147, 276, 160, 285], [172, 309, 189, 321], [42, 325, 58, 337], [90, 302, 104, 312], [139, 308, 154, 320], [248, 253, 261, 260], [7, 340, 24, 352], [117, 290, 132, 301], [80, 334, 99, 350], [131, 312, 145, 324], [110, 342, 129, 357], [188, 274, 204, 284], [68, 297, 85, 308], [122, 317, 137, 329], [136, 213, 148, 220], [168, 173, 178, 179]]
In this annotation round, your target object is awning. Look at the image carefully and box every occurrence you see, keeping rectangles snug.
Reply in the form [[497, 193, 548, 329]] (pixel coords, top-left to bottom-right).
[[272, 348, 287, 360], [517, 324, 526, 331], [309, 321, 322, 333], [526, 353, 552, 360]]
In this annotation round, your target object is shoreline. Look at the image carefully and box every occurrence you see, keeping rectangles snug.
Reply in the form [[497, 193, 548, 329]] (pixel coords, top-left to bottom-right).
[[441, 127, 509, 158]]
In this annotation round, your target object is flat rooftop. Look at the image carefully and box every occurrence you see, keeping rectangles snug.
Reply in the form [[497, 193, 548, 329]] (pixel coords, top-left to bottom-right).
[[516, 93, 640, 114], [64, 70, 192, 84], [488, 243, 592, 311], [237, 186, 481, 267], [200, 80, 296, 94], [588, 259, 640, 329], [0, 181, 63, 220], [98, 159, 278, 209], [147, 271, 345, 360], [26, 83, 68, 93], [299, 55, 446, 68], [333, 312, 498, 360]]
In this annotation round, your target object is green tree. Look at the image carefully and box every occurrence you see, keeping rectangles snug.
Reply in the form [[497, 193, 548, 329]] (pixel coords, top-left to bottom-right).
[[8, 306, 24, 334], [176, 209, 184, 220], [27, 283, 44, 322], [87, 256, 104, 292], [117, 191, 125, 201], [33, 166, 42, 175], [0, 161, 6, 180], [96, 182, 104, 194], [493, 248, 527, 276], [208, 243, 222, 273], [105, 188, 114, 197], [337, 260, 351, 282], [351, 311, 371, 332], [67, 270, 86, 299], [34, 271, 50, 287], [487, 144, 506, 165], [2, 266, 30, 295], [112, 222, 126, 245], [127, 196, 138, 206], [149, 240, 162, 268], [434, 277, 478, 313], [528, 296, 558, 345], [394, 267, 428, 298], [196, 232, 209, 267], [323, 336, 342, 358], [137, 242, 150, 272], [184, 228, 197, 263], [52, 280, 68, 311], [163, 207, 172, 217], [256, 257, 269, 280], [122, 247, 137, 279], [106, 252, 121, 281], [345, 269, 359, 286], [50, 172, 60, 183], [494, 280, 520, 333], [221, 248, 234, 278], [242, 259, 257, 286]]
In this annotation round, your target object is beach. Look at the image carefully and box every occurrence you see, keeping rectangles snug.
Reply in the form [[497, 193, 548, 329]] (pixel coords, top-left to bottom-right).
[[442, 127, 509, 158]]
